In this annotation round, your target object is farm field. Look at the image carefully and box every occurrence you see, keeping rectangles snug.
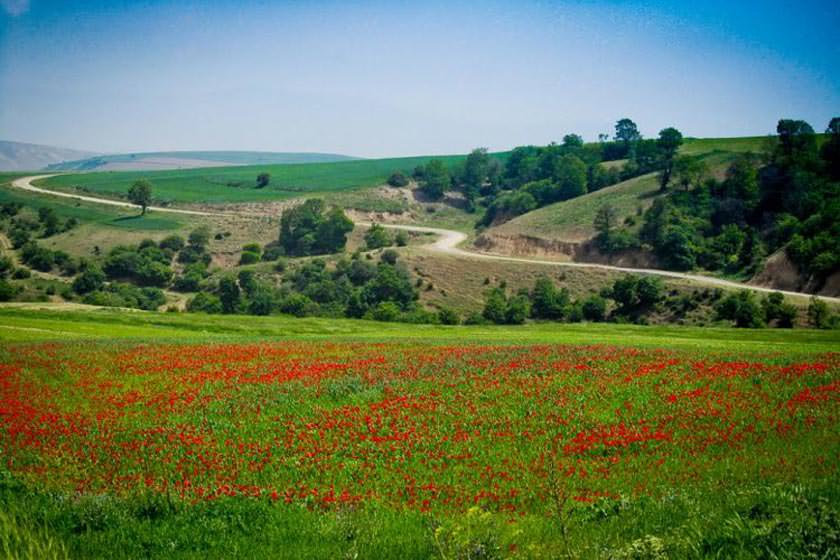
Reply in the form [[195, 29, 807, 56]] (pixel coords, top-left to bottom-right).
[[0, 308, 838, 558]]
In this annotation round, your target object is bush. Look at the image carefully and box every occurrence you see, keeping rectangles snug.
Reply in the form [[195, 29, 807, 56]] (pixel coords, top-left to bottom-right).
[[72, 266, 106, 295], [394, 231, 409, 247], [380, 249, 399, 265], [187, 292, 223, 314], [279, 293, 316, 317], [159, 234, 185, 252], [807, 296, 833, 329], [239, 251, 260, 265], [0, 279, 16, 301], [437, 307, 460, 325], [581, 295, 607, 321], [262, 244, 284, 261], [370, 301, 401, 322], [387, 172, 409, 187], [12, 268, 30, 279], [716, 291, 765, 328], [364, 223, 392, 250], [0, 256, 13, 277]]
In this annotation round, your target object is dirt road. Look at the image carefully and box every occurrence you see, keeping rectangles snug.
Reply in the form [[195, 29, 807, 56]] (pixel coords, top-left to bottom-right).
[[10, 175, 838, 304]]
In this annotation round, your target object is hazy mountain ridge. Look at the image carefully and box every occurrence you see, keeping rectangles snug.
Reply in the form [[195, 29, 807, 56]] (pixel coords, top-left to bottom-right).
[[0, 140, 99, 171]]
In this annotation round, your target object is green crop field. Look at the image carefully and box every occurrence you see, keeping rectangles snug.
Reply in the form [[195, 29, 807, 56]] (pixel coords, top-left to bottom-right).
[[0, 306, 838, 559], [38, 153, 505, 204]]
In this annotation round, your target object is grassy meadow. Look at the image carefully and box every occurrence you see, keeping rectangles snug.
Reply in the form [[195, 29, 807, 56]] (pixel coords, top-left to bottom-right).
[[0, 307, 838, 558]]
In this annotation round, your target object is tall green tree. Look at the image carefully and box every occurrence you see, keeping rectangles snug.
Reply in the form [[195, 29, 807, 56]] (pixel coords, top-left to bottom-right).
[[461, 148, 489, 211], [657, 127, 683, 190], [128, 180, 153, 215], [419, 160, 451, 200]]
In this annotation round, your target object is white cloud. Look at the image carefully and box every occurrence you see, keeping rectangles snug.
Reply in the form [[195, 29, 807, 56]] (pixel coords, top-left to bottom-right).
[[1, 0, 30, 17]]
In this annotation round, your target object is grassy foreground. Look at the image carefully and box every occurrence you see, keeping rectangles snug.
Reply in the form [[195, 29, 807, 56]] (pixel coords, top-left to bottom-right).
[[0, 307, 839, 559]]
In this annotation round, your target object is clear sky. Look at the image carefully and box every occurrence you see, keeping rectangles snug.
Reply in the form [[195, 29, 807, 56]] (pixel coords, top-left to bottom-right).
[[1, 0, 838, 158]]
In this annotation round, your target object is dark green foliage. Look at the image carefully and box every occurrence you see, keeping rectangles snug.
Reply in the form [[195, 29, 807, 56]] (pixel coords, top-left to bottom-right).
[[478, 191, 537, 227], [38, 207, 61, 237], [72, 266, 105, 294], [716, 290, 765, 328], [0, 279, 16, 301], [482, 288, 508, 324], [505, 294, 530, 324], [364, 223, 392, 250], [386, 172, 409, 187], [256, 172, 271, 188], [83, 283, 165, 311], [458, 148, 490, 210], [188, 226, 211, 249], [158, 234, 185, 252], [761, 292, 797, 328], [218, 276, 241, 314], [103, 244, 173, 287], [279, 292, 316, 317], [607, 275, 663, 320], [0, 255, 12, 277], [418, 160, 451, 200], [187, 291, 223, 314], [614, 118, 641, 147], [127, 180, 153, 214], [807, 296, 834, 329], [394, 231, 408, 247], [437, 306, 460, 325], [261, 243, 284, 261], [19, 242, 54, 272], [580, 295, 607, 321], [657, 127, 684, 190], [530, 276, 568, 319], [279, 199, 353, 256], [239, 251, 260, 265]]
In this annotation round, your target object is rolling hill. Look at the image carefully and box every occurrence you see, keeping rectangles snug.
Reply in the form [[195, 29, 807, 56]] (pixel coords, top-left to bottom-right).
[[0, 140, 99, 171], [45, 151, 360, 171]]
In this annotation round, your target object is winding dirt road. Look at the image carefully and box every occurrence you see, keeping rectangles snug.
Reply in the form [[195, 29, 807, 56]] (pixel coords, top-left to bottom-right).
[[9, 175, 838, 303]]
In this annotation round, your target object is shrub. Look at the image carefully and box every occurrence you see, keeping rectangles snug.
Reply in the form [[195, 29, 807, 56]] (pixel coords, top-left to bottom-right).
[[394, 231, 409, 247], [364, 223, 392, 250], [72, 266, 106, 295], [187, 292, 223, 314], [387, 172, 409, 187], [159, 234, 185, 252], [581, 294, 607, 321], [0, 279, 16, 301], [12, 268, 30, 279], [370, 301, 401, 322], [239, 251, 260, 265], [437, 307, 460, 325], [716, 291, 765, 328]]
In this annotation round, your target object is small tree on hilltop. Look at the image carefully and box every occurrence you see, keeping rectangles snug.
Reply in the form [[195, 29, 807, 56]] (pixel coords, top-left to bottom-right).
[[256, 173, 271, 188], [657, 127, 683, 191], [128, 180, 153, 215]]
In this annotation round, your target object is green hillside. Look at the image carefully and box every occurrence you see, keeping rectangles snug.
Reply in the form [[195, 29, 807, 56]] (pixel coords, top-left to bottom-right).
[[484, 137, 768, 243], [40, 153, 505, 204], [45, 150, 359, 171]]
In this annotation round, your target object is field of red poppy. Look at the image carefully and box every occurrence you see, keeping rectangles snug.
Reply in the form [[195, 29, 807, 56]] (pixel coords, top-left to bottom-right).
[[1, 334, 838, 558]]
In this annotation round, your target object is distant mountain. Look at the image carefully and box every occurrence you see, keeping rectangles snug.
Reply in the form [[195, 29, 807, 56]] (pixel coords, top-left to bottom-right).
[[45, 151, 360, 171], [0, 140, 99, 171]]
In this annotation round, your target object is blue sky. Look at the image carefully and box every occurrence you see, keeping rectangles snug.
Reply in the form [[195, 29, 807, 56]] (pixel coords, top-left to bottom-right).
[[1, 0, 838, 157]]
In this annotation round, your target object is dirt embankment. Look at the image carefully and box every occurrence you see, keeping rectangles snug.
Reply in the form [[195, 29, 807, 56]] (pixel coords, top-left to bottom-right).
[[473, 233, 657, 268], [750, 249, 840, 297]]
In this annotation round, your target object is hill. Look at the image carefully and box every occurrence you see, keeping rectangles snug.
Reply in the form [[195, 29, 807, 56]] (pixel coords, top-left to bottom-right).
[[39, 153, 506, 204], [45, 150, 360, 171], [0, 140, 99, 171]]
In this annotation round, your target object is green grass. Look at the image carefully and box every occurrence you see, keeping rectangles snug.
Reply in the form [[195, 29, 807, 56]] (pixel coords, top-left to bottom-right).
[[489, 147, 755, 243], [40, 153, 506, 204], [1, 306, 838, 350], [0, 182, 184, 232]]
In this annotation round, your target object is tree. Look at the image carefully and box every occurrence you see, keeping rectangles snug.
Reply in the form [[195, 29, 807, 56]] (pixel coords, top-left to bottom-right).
[[822, 117, 840, 180], [807, 296, 832, 329], [614, 118, 641, 149], [364, 223, 392, 250], [581, 295, 607, 321], [657, 127, 683, 190], [594, 204, 618, 252], [256, 172, 271, 188], [715, 290, 765, 328], [279, 199, 353, 256], [673, 156, 709, 191], [218, 276, 241, 314], [505, 294, 530, 324], [72, 266, 105, 294], [187, 292, 223, 314], [188, 226, 211, 249], [776, 119, 816, 158], [555, 155, 588, 201], [483, 288, 508, 324], [461, 148, 490, 211], [419, 160, 451, 200], [531, 277, 567, 319], [128, 180, 153, 215], [562, 134, 584, 149]]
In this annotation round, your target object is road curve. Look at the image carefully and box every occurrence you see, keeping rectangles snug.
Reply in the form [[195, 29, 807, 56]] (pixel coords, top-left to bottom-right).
[[10, 174, 227, 216], [8, 175, 838, 303]]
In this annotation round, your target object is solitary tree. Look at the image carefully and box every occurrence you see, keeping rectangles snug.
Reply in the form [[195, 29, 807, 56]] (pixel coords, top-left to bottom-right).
[[656, 127, 683, 190], [256, 172, 271, 188], [614, 118, 641, 147], [128, 180, 153, 215], [419, 160, 451, 200]]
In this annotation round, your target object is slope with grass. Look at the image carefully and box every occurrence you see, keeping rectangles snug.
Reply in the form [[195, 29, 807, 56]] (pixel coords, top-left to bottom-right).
[[475, 140, 768, 256], [39, 153, 506, 204], [45, 150, 359, 171]]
